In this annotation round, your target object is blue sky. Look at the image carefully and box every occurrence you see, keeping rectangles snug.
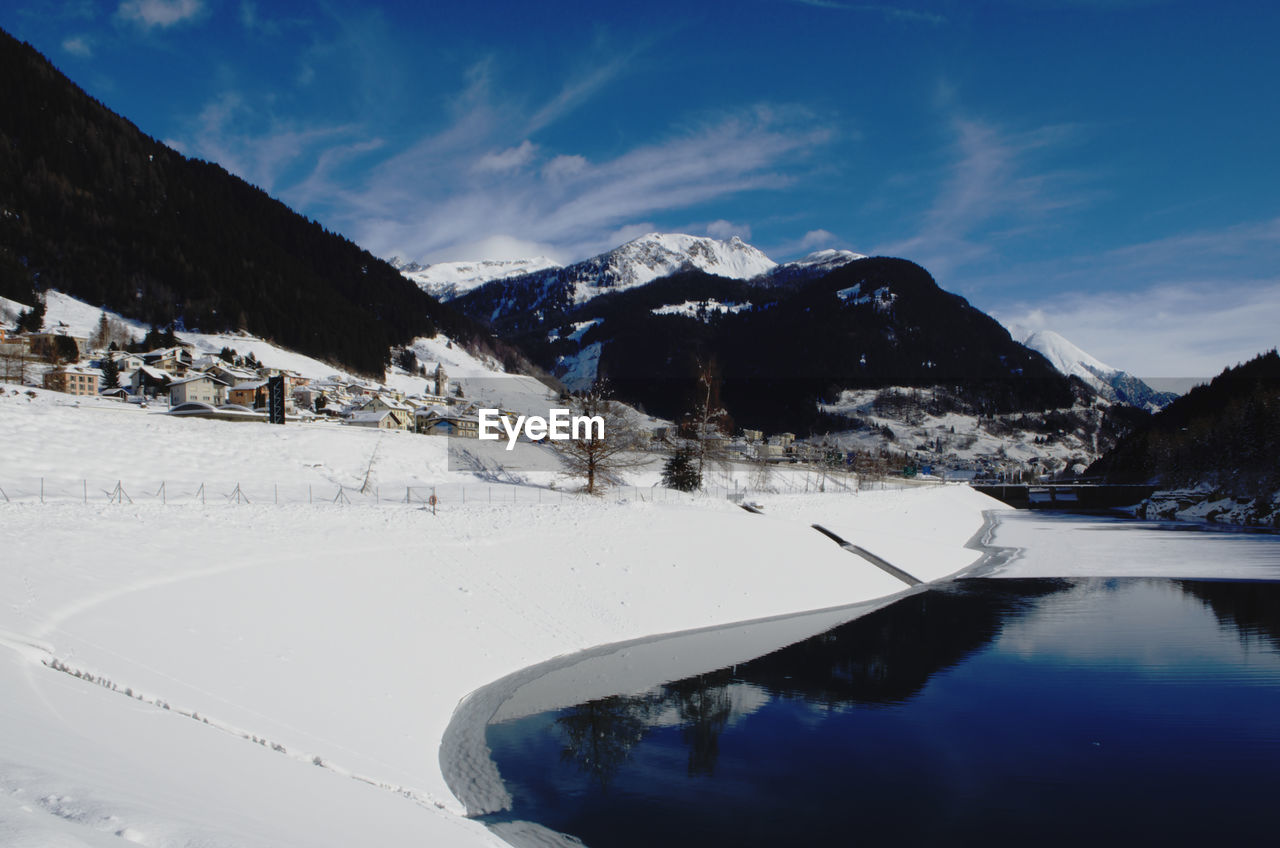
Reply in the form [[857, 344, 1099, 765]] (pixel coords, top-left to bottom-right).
[[3, 0, 1278, 376]]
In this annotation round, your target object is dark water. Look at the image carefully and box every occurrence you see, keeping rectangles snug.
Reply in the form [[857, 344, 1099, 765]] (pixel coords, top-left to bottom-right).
[[483, 576, 1280, 846]]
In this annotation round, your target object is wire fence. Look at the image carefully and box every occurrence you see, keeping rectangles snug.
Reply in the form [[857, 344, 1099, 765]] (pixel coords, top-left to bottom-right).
[[0, 471, 920, 510]]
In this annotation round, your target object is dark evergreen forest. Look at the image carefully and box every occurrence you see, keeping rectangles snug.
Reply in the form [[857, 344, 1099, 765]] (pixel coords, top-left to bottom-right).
[[0, 29, 499, 377], [1088, 349, 1280, 495]]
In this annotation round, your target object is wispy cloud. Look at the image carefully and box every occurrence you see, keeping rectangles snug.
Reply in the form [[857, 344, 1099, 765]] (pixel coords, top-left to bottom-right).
[[169, 30, 831, 266], [115, 0, 204, 30], [784, 1, 946, 25], [474, 140, 538, 174], [334, 107, 831, 264], [525, 46, 645, 136], [876, 117, 1091, 278], [61, 35, 93, 57], [179, 91, 364, 196]]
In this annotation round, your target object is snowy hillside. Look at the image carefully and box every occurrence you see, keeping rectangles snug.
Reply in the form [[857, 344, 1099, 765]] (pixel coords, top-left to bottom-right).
[[1, 290, 565, 415], [393, 256, 561, 301], [1021, 329, 1177, 411], [820, 387, 1110, 478], [0, 380, 1003, 848]]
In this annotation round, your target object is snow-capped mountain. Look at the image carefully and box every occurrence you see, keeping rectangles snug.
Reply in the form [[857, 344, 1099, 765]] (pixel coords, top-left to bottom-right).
[[756, 248, 867, 288], [451, 233, 778, 331], [561, 233, 777, 302], [1020, 329, 1177, 411], [391, 256, 561, 301]]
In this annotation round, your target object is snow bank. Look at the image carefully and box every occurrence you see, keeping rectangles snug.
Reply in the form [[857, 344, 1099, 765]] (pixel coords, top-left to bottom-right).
[[0, 389, 1004, 847]]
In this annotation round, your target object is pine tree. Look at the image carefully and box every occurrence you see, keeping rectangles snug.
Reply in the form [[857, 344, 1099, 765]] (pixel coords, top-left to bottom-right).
[[661, 446, 702, 492], [16, 300, 45, 333], [100, 356, 120, 389], [92, 313, 110, 349]]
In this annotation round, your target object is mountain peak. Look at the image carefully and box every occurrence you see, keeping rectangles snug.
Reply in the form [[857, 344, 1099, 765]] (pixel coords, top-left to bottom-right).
[[397, 255, 562, 301], [1020, 328, 1177, 411]]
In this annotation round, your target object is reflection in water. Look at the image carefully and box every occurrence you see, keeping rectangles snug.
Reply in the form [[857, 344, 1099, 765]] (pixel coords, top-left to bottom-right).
[[549, 579, 1072, 789], [486, 578, 1280, 848], [1179, 579, 1280, 652], [732, 578, 1068, 707], [666, 671, 734, 776], [556, 695, 655, 790]]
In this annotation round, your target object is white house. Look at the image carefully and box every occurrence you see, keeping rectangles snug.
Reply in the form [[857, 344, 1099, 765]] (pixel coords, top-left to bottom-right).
[[168, 374, 228, 407]]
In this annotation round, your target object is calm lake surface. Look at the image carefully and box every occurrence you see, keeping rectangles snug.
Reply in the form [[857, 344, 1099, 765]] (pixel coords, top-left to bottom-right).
[[482, 514, 1280, 847]]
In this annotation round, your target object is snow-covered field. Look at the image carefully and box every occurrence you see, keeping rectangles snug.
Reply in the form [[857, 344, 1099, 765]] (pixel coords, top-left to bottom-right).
[[2, 366, 1004, 847]]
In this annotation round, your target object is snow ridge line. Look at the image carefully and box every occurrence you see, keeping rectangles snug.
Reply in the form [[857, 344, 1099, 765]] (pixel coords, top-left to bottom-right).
[[0, 628, 56, 661], [35, 654, 451, 813]]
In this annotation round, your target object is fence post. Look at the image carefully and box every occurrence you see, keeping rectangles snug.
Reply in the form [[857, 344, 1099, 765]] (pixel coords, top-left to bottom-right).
[[40, 477, 44, 504], [83, 479, 87, 505]]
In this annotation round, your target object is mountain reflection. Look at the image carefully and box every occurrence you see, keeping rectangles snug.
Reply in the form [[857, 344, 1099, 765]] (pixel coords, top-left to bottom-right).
[[735, 578, 1069, 707], [553, 578, 1071, 786]]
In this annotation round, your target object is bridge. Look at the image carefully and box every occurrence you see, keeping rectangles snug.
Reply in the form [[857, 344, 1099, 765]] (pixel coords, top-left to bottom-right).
[[972, 482, 1156, 510]]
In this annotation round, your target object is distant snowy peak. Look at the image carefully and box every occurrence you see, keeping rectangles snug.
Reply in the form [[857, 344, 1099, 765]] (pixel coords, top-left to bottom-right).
[[1022, 330, 1117, 382], [1020, 329, 1176, 411], [393, 256, 561, 301], [753, 247, 866, 288], [573, 233, 777, 302], [780, 248, 867, 273]]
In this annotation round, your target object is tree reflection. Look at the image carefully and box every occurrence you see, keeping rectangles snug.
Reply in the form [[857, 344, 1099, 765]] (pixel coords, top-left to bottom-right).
[[556, 694, 655, 789], [665, 670, 734, 776], [1178, 580, 1280, 652]]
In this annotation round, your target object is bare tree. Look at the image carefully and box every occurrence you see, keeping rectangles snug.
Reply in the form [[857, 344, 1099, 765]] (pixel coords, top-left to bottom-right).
[[681, 358, 733, 485], [551, 381, 648, 495], [0, 340, 31, 385]]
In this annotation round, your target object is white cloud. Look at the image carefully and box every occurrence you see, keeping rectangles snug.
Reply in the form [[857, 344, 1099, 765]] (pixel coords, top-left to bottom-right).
[[542, 154, 588, 182], [994, 279, 1280, 378], [474, 140, 537, 173], [169, 39, 830, 267], [987, 216, 1280, 377], [706, 219, 752, 241], [438, 235, 566, 265], [61, 35, 93, 57], [800, 228, 837, 249], [325, 108, 830, 265], [116, 0, 204, 29]]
